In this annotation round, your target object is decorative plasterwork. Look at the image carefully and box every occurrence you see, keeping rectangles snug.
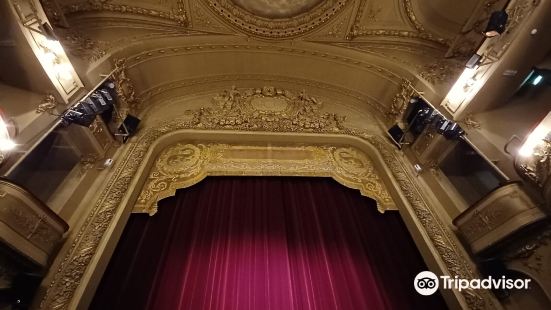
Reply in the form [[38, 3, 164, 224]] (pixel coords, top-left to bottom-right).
[[402, 0, 424, 32], [39, 94, 499, 310], [111, 58, 141, 119], [345, 0, 449, 47], [418, 58, 464, 85], [57, 30, 108, 62], [202, 0, 349, 38], [387, 79, 415, 121], [135, 143, 395, 215], [459, 114, 482, 130], [190, 86, 345, 132], [60, 0, 189, 27], [231, 0, 325, 19], [35, 94, 59, 114]]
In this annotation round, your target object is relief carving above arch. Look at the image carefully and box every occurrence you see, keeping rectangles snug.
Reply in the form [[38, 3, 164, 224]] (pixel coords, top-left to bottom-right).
[[134, 143, 395, 216]]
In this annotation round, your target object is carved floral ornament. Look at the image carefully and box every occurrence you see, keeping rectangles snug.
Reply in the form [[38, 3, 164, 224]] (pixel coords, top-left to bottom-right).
[[39, 86, 500, 309]]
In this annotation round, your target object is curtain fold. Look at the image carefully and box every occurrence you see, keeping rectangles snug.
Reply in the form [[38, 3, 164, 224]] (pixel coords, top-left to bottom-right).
[[91, 177, 447, 310]]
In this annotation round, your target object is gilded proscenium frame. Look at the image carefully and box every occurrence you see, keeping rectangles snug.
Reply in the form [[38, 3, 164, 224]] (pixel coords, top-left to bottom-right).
[[134, 143, 395, 216], [38, 123, 500, 310]]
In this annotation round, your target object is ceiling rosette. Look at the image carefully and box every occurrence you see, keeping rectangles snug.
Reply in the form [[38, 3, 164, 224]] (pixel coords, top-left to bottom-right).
[[204, 0, 349, 38]]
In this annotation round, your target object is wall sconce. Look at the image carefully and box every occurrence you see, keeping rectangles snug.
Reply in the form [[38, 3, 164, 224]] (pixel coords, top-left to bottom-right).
[[518, 111, 551, 157], [9, 0, 82, 103], [445, 68, 478, 111], [508, 112, 551, 204]]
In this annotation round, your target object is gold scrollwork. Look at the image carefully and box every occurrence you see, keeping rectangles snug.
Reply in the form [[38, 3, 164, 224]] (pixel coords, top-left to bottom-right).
[[134, 143, 395, 216], [387, 79, 415, 121]]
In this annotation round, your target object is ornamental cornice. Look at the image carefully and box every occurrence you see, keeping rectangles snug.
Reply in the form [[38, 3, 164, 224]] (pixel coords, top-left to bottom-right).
[[120, 43, 405, 82], [202, 0, 349, 39], [60, 0, 189, 27]]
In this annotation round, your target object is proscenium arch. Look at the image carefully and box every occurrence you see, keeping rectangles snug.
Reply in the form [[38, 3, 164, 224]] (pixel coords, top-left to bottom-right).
[[38, 122, 498, 310]]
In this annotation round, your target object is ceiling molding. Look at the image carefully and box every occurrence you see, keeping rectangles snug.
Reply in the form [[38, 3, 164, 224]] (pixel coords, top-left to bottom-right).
[[200, 0, 350, 39], [59, 0, 189, 27], [136, 74, 388, 119], [344, 0, 450, 47]]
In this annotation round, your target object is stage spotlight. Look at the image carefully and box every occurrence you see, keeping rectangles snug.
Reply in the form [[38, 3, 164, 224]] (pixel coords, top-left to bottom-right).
[[38, 22, 58, 41], [484, 11, 508, 37], [466, 54, 482, 69]]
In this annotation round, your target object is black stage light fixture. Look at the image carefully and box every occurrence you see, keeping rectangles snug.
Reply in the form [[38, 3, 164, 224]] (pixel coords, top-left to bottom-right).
[[38, 22, 57, 41], [443, 123, 465, 140], [484, 11, 508, 37], [466, 53, 482, 69], [387, 124, 405, 148], [117, 114, 141, 143]]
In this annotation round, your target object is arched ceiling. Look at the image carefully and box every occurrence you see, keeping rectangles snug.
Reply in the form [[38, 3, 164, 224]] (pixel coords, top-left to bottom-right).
[[39, 0, 482, 124]]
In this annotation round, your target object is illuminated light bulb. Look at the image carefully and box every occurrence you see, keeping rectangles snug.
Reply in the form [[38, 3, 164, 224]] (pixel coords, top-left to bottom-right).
[[518, 112, 551, 157], [42, 51, 56, 64], [54, 63, 73, 81], [0, 117, 15, 152], [0, 138, 16, 151], [446, 68, 476, 108], [44, 39, 64, 55]]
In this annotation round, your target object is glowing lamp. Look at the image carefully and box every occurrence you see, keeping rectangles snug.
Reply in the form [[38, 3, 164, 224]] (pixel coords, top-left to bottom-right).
[[519, 111, 551, 157]]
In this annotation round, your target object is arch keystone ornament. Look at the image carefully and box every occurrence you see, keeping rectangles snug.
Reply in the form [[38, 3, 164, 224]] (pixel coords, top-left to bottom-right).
[[134, 143, 395, 216]]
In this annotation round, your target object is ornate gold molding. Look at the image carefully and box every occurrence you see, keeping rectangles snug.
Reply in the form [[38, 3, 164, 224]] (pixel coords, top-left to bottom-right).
[[387, 79, 415, 121], [135, 143, 395, 215], [36, 94, 59, 114], [402, 0, 424, 32], [418, 58, 464, 85], [346, 0, 449, 47], [58, 30, 108, 62], [202, 0, 348, 39], [190, 86, 345, 132], [39, 91, 499, 310], [61, 0, 188, 27], [0, 179, 68, 265], [460, 114, 482, 130], [112, 58, 140, 119]]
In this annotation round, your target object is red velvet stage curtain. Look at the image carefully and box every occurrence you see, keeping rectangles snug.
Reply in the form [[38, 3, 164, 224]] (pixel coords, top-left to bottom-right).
[[91, 177, 447, 310]]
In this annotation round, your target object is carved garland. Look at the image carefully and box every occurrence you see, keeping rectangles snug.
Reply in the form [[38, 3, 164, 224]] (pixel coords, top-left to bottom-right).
[[39, 86, 499, 309]]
